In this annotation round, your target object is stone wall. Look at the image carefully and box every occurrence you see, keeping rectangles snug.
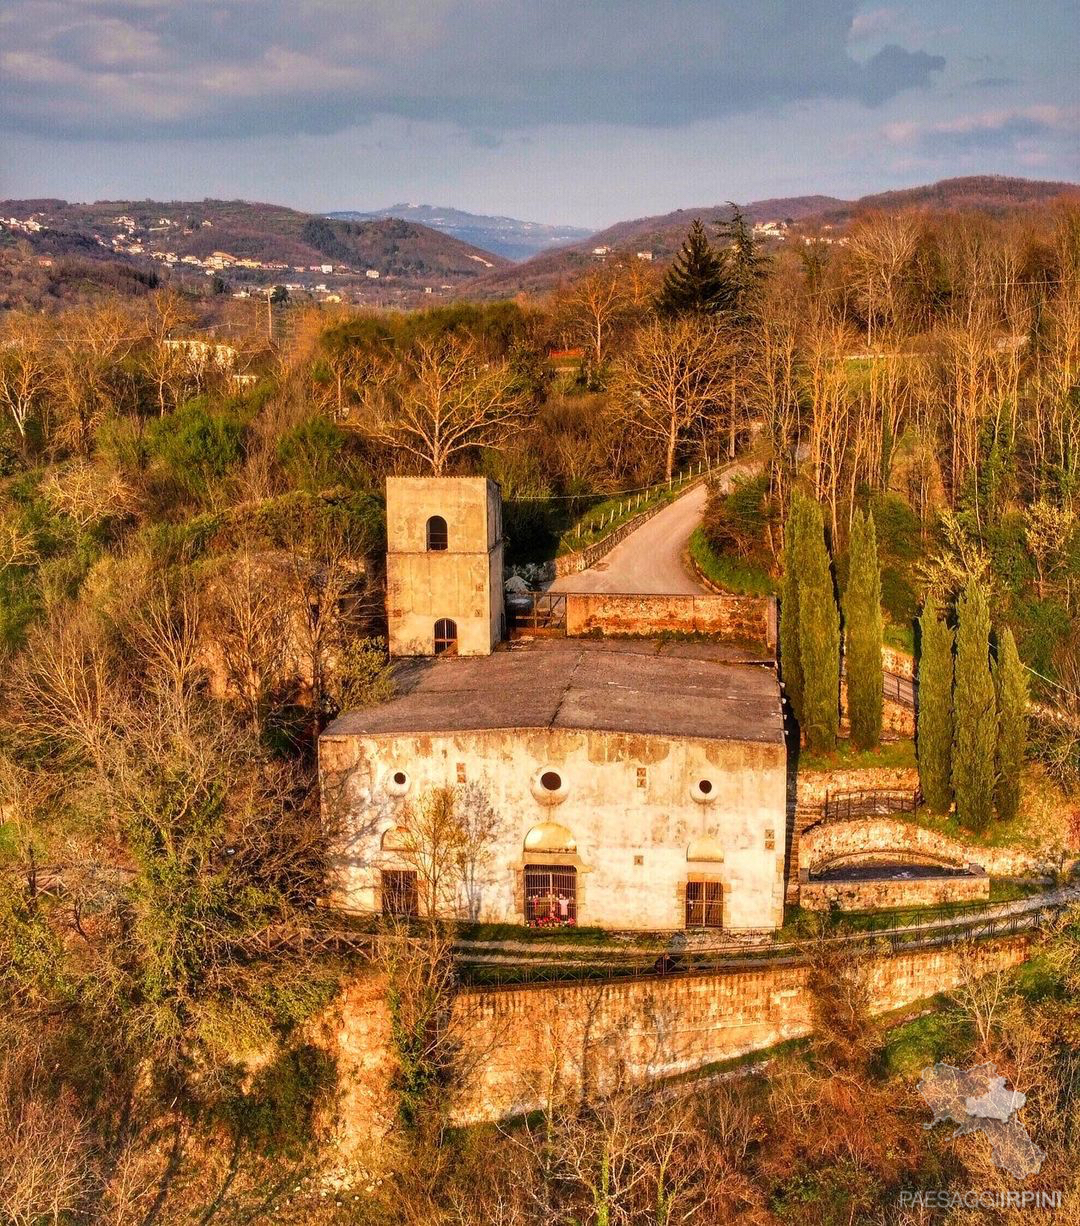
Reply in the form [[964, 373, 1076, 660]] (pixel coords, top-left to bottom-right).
[[799, 871, 990, 911], [839, 678, 915, 737], [799, 816, 982, 877], [883, 645, 915, 679], [564, 593, 777, 649], [797, 766, 921, 812], [333, 935, 1034, 1148], [797, 814, 1065, 879]]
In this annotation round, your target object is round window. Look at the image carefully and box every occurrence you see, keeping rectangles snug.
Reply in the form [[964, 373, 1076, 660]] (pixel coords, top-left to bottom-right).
[[393, 771, 407, 786], [690, 778, 717, 804], [531, 767, 569, 805]]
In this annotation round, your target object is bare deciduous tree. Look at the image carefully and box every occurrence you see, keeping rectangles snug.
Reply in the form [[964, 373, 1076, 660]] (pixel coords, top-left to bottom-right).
[[615, 317, 731, 480], [365, 337, 531, 474]]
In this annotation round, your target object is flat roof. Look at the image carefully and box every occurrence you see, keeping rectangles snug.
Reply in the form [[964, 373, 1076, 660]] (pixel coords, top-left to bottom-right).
[[324, 638, 783, 745]]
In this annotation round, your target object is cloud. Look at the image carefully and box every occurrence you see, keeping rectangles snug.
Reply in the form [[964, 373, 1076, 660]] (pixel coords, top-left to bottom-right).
[[0, 0, 945, 141], [849, 7, 900, 42], [884, 106, 1078, 154]]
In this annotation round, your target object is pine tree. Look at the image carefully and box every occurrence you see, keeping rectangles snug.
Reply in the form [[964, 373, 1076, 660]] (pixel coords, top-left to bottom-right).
[[844, 510, 883, 750], [779, 495, 807, 724], [917, 594, 954, 813], [797, 499, 841, 752], [656, 219, 728, 317], [716, 203, 769, 324], [952, 580, 998, 832], [994, 626, 1027, 824]]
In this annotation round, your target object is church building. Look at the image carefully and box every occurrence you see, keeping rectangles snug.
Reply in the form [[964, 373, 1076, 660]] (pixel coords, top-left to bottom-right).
[[319, 476, 788, 934]]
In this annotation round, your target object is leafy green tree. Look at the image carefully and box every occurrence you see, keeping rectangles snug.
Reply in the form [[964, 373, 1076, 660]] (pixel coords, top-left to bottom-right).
[[797, 499, 841, 752], [917, 594, 954, 813], [656, 219, 729, 317], [779, 495, 808, 724], [994, 626, 1028, 823], [952, 580, 998, 831], [844, 510, 883, 749]]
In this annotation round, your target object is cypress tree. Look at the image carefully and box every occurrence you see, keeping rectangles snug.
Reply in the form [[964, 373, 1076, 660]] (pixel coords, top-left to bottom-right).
[[656, 219, 728, 317], [994, 627, 1028, 823], [917, 594, 954, 813], [844, 510, 884, 750], [797, 500, 841, 753], [952, 580, 998, 832], [779, 495, 807, 724]]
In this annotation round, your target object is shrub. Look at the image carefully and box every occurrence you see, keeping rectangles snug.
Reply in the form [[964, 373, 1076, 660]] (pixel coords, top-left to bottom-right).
[[146, 401, 246, 500], [276, 415, 354, 493], [702, 471, 774, 565]]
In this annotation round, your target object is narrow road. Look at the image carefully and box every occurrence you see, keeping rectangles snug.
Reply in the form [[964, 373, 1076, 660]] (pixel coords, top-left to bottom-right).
[[549, 463, 757, 595]]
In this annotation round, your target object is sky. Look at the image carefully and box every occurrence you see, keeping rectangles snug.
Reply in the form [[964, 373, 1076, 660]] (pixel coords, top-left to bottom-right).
[[0, 1, 1076, 229]]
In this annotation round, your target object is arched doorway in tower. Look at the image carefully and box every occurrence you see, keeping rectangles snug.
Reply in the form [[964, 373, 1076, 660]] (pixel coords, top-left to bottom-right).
[[433, 617, 458, 655]]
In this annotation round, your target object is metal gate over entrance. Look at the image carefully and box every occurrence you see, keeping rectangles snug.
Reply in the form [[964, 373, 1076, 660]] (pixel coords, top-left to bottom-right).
[[685, 880, 723, 928], [524, 865, 577, 926], [507, 593, 566, 636]]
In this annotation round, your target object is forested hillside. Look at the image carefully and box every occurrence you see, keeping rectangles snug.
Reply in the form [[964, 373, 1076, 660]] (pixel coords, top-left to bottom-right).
[[2, 197, 1080, 1222]]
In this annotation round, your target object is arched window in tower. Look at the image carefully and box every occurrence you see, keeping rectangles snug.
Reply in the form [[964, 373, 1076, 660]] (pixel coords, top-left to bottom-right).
[[426, 515, 448, 551], [433, 618, 458, 655]]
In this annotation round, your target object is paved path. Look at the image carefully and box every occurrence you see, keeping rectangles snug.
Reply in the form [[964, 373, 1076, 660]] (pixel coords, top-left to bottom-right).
[[549, 463, 757, 595]]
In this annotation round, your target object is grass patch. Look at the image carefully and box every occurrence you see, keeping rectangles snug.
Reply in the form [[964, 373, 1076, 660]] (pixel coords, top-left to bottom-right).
[[1012, 951, 1067, 1003], [883, 622, 916, 655], [688, 527, 777, 596], [455, 920, 618, 946], [880, 1008, 964, 1078], [912, 803, 1035, 849], [988, 879, 1046, 904], [798, 737, 917, 773]]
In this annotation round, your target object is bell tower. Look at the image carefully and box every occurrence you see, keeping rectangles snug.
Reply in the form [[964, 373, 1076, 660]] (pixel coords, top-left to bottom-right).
[[384, 476, 504, 657]]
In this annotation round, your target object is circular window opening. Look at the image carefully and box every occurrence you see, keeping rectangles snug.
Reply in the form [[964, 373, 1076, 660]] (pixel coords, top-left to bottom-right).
[[698, 779, 713, 795], [393, 771, 407, 786], [540, 770, 562, 792]]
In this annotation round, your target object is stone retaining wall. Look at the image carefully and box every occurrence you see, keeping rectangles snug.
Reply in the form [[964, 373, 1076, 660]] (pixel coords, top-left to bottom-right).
[[800, 871, 990, 911], [797, 766, 921, 811], [565, 592, 777, 648], [333, 935, 1034, 1150], [799, 816, 982, 877], [883, 646, 916, 680]]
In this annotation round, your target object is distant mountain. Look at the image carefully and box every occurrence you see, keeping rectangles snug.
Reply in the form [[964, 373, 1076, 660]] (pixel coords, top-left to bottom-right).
[[810, 175, 1080, 226], [0, 198, 511, 288], [328, 203, 592, 262], [469, 175, 1080, 297]]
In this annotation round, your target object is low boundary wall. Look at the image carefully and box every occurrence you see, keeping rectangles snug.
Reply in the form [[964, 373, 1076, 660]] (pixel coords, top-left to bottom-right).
[[333, 935, 1033, 1147], [799, 816, 980, 879], [800, 872, 990, 912], [565, 592, 777, 649], [798, 815, 1073, 881]]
